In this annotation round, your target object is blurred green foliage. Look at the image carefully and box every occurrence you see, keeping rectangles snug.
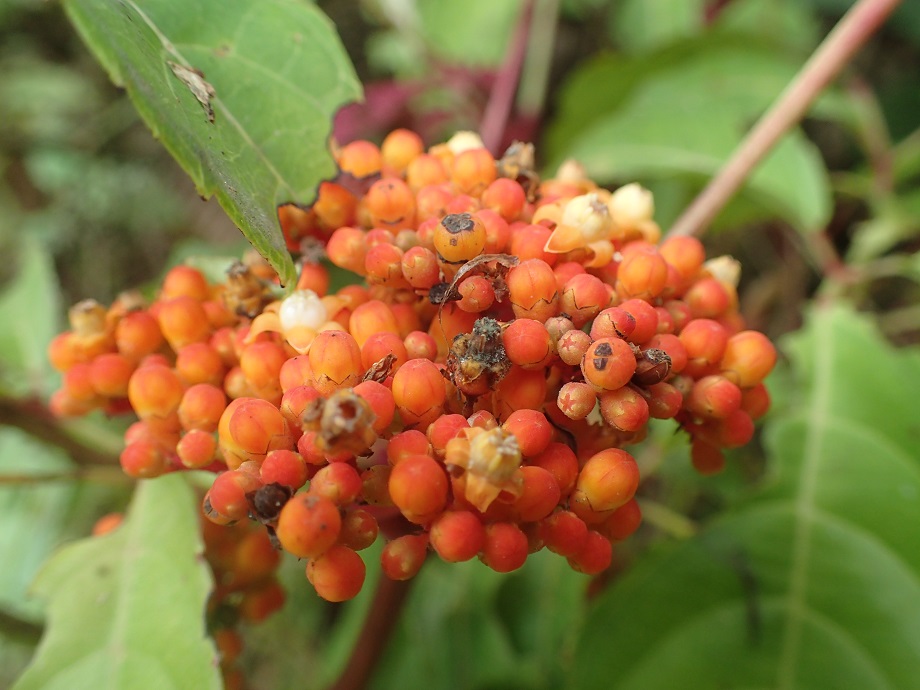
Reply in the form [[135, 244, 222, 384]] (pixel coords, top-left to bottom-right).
[[0, 0, 918, 688]]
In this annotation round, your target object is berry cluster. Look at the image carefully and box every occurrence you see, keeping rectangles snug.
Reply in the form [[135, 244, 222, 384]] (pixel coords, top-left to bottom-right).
[[50, 129, 776, 602]]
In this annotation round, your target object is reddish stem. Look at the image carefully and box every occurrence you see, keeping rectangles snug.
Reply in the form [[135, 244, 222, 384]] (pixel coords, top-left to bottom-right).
[[480, 1, 536, 154], [667, 0, 902, 239], [326, 573, 414, 690]]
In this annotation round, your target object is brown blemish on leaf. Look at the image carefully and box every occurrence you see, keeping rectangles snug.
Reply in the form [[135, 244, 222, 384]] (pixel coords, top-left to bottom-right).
[[168, 61, 217, 123]]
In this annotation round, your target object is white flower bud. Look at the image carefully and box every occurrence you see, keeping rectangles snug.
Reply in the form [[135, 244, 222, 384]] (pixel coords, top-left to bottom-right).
[[446, 131, 485, 154], [608, 183, 654, 228], [279, 290, 327, 332], [560, 193, 613, 242], [703, 255, 742, 288]]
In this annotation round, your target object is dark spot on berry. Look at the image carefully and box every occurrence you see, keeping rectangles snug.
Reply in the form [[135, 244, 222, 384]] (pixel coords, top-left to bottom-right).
[[593, 357, 608, 371], [594, 342, 613, 356], [442, 213, 474, 235]]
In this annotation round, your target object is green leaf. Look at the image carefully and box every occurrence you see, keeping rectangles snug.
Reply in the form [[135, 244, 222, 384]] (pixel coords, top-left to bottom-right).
[[552, 44, 832, 233], [62, 0, 362, 288], [13, 475, 221, 690], [571, 304, 920, 689], [0, 239, 61, 397], [372, 551, 585, 690], [609, 0, 706, 54], [417, 0, 519, 67]]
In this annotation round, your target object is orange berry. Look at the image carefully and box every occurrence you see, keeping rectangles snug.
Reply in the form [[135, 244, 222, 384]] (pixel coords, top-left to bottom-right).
[[456, 275, 495, 313], [470, 211, 509, 256], [513, 466, 561, 522], [556, 381, 597, 421], [352, 380, 396, 434], [337, 139, 381, 178], [365, 177, 416, 231], [115, 310, 164, 360], [208, 470, 262, 521], [506, 259, 559, 322], [685, 277, 733, 318], [381, 534, 429, 580], [686, 375, 742, 420], [276, 493, 342, 559], [430, 510, 485, 563], [598, 498, 642, 541], [560, 273, 608, 328], [388, 454, 449, 524], [157, 296, 212, 349], [361, 332, 408, 372], [221, 397, 293, 462], [309, 463, 362, 506], [381, 128, 424, 174], [509, 223, 555, 265], [616, 247, 668, 300], [404, 330, 438, 361], [326, 227, 368, 276], [312, 182, 358, 234], [557, 329, 592, 367], [719, 330, 777, 388], [348, 299, 400, 348], [450, 147, 497, 196], [161, 265, 209, 302], [617, 299, 659, 345], [590, 307, 636, 341], [119, 440, 167, 478], [338, 508, 379, 551], [740, 382, 771, 420], [387, 430, 431, 465], [481, 177, 526, 222], [573, 448, 640, 512], [128, 364, 184, 419], [567, 530, 612, 574], [307, 545, 366, 602], [391, 358, 447, 428], [89, 352, 136, 398], [541, 509, 588, 557], [598, 386, 649, 432], [307, 330, 362, 396], [177, 429, 217, 468], [502, 409, 552, 457], [401, 246, 440, 290], [581, 337, 636, 392], [502, 319, 551, 368], [492, 366, 547, 422], [175, 342, 225, 387], [480, 522, 528, 573], [406, 153, 449, 191], [433, 213, 487, 263], [260, 449, 308, 490]]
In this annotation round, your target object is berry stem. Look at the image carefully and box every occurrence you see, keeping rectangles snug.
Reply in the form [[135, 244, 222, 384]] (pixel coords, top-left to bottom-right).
[[480, 0, 536, 154], [0, 396, 119, 467], [326, 571, 415, 690], [666, 0, 902, 239]]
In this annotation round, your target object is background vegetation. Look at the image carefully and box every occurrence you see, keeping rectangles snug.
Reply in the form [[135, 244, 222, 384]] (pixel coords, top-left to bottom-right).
[[1, 0, 918, 688]]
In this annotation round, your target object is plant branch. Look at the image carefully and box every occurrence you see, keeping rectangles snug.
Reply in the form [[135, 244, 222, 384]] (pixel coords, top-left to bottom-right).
[[326, 571, 414, 690], [480, 0, 536, 154], [0, 396, 119, 467], [667, 0, 903, 239]]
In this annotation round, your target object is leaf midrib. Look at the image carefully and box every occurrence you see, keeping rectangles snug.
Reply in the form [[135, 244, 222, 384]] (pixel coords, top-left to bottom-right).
[[121, 0, 293, 199], [776, 308, 831, 688]]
